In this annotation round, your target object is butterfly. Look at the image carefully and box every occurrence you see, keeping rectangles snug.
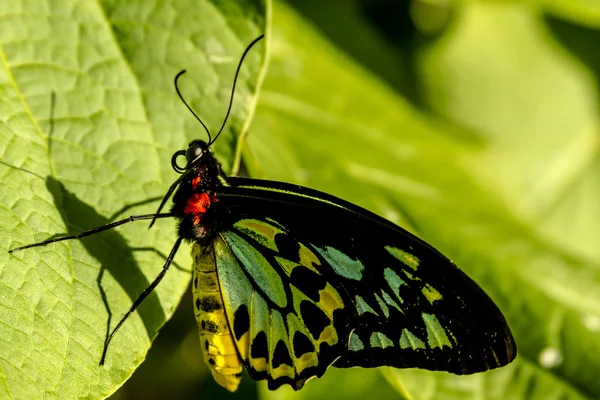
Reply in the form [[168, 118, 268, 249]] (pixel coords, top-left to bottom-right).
[[9, 34, 516, 392]]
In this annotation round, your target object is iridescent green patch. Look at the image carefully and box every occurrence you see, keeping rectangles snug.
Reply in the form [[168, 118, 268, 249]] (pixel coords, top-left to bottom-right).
[[384, 268, 406, 303], [222, 230, 287, 308], [422, 313, 453, 349], [370, 332, 394, 349], [315, 245, 364, 280], [374, 293, 389, 318], [355, 295, 378, 316], [214, 237, 252, 314], [399, 329, 426, 350], [381, 291, 402, 313], [348, 333, 364, 351]]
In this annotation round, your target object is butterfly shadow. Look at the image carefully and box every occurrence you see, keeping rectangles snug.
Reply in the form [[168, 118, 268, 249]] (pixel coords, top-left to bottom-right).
[[44, 175, 185, 361], [6, 92, 187, 362]]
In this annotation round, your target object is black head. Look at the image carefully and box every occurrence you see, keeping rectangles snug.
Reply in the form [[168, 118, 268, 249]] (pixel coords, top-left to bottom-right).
[[171, 140, 210, 173], [186, 140, 209, 164]]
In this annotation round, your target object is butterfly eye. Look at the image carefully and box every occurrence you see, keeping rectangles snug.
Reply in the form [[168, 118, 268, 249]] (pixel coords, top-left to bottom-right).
[[185, 140, 206, 164]]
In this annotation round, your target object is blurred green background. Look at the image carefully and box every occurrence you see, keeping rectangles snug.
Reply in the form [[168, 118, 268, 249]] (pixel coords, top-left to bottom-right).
[[2, 0, 600, 399]]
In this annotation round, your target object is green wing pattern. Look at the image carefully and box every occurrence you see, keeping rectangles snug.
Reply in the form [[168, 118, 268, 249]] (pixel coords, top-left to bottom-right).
[[215, 219, 348, 390], [211, 178, 515, 386]]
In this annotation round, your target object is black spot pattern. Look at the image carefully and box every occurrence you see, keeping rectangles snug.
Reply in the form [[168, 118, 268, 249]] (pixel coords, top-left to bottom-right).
[[251, 331, 269, 362], [275, 233, 300, 262], [201, 320, 219, 334], [199, 296, 221, 312], [293, 332, 314, 358], [300, 300, 329, 340], [290, 267, 326, 302], [233, 305, 250, 340], [194, 277, 198, 289], [273, 340, 293, 368]]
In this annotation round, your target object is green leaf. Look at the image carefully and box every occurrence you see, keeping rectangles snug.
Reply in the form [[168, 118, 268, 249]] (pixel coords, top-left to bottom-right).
[[248, 1, 600, 399], [418, 1, 600, 263], [535, 0, 600, 29], [0, 1, 267, 398]]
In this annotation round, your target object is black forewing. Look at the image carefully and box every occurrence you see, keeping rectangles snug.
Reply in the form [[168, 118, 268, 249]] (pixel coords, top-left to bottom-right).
[[215, 177, 516, 375]]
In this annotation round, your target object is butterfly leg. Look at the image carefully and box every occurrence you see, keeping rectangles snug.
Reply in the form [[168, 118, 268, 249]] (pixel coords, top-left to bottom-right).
[[8, 213, 174, 253], [100, 236, 183, 365]]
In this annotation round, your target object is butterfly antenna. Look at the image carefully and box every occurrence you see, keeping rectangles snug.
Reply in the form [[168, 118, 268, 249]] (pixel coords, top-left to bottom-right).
[[210, 34, 264, 146], [174, 70, 212, 144]]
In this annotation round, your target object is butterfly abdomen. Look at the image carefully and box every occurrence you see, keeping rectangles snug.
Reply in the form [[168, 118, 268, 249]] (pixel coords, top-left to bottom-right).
[[191, 242, 242, 392]]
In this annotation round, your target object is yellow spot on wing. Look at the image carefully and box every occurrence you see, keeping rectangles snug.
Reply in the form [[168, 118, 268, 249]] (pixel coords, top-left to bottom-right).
[[385, 246, 420, 270], [297, 352, 318, 372], [422, 284, 442, 304], [275, 256, 297, 276], [237, 331, 249, 360], [272, 364, 295, 380], [299, 243, 321, 271], [251, 357, 268, 372], [319, 326, 337, 345], [235, 219, 280, 251], [319, 283, 344, 318], [297, 352, 319, 373]]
